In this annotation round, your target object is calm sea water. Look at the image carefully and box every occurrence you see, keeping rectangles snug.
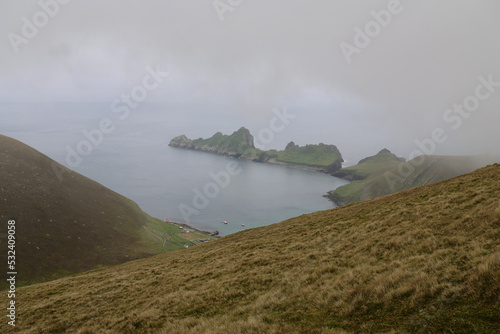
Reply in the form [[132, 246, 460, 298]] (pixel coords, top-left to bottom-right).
[[80, 142, 349, 235], [3, 107, 349, 236]]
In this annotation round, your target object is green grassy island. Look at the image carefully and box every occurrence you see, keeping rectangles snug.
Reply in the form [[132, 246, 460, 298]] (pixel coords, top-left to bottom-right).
[[169, 127, 344, 173]]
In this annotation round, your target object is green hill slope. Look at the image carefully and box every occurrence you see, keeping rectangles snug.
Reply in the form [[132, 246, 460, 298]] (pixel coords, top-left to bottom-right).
[[0, 135, 215, 287], [329, 150, 500, 205], [4, 164, 499, 333]]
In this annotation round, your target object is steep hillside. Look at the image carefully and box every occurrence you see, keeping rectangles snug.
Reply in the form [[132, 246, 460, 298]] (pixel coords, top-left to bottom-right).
[[0, 135, 215, 287], [329, 150, 500, 205], [4, 164, 499, 333], [170, 127, 344, 172]]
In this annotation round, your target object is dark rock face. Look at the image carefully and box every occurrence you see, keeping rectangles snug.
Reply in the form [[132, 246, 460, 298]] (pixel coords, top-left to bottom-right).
[[169, 135, 194, 149], [256, 151, 271, 162], [285, 141, 296, 150], [326, 159, 343, 173], [237, 127, 255, 149]]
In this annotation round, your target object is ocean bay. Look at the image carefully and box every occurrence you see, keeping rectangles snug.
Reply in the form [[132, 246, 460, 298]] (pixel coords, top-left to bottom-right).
[[5, 112, 349, 236]]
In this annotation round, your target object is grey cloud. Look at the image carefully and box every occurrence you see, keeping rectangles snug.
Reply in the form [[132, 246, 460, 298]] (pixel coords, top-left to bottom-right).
[[1, 0, 499, 160]]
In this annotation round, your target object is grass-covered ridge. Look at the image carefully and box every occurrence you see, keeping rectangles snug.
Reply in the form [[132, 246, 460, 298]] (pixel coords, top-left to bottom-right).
[[4, 164, 500, 333], [169, 128, 344, 172], [329, 149, 500, 205], [0, 135, 216, 288], [169, 127, 255, 156]]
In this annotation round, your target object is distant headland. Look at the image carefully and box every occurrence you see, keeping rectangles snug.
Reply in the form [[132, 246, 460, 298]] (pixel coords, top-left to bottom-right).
[[169, 127, 344, 173]]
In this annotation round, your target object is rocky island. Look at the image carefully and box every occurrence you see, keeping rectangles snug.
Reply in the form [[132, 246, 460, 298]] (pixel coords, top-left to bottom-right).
[[169, 127, 344, 173]]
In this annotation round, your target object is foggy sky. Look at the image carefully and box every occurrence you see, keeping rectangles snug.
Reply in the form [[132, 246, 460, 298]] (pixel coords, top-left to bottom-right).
[[1, 0, 500, 161]]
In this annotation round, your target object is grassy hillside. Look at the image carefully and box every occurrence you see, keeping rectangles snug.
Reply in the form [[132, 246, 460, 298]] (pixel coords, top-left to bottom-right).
[[332, 149, 404, 181], [272, 143, 343, 172], [0, 135, 215, 288], [4, 164, 499, 333], [329, 150, 500, 205], [241, 144, 343, 172]]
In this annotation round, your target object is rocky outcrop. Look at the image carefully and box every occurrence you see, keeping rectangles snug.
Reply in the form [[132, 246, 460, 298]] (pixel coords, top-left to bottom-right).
[[285, 141, 296, 150], [318, 143, 344, 172], [168, 135, 194, 149]]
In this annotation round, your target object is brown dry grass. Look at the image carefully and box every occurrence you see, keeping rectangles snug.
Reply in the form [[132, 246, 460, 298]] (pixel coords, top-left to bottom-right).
[[2, 164, 500, 333]]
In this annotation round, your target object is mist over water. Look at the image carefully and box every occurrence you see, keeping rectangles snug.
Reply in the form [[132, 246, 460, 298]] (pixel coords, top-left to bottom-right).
[[2, 2, 500, 194], [2, 107, 349, 235]]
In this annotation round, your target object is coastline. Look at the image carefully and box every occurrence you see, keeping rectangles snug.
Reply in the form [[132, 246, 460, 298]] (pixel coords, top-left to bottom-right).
[[323, 191, 347, 207], [168, 145, 350, 207], [166, 219, 221, 238], [241, 155, 329, 173], [169, 145, 334, 174]]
